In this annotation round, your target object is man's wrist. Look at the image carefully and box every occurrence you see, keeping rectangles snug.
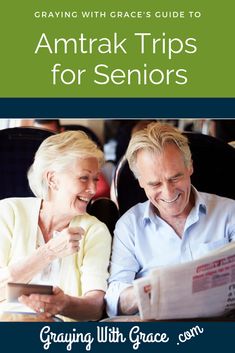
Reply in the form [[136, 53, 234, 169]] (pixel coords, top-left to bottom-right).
[[118, 286, 138, 315]]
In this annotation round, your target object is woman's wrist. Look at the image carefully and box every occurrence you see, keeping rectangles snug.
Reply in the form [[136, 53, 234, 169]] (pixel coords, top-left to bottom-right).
[[35, 242, 57, 265]]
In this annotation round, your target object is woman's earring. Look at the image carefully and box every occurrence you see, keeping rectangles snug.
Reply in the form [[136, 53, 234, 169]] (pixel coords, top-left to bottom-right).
[[49, 182, 56, 190]]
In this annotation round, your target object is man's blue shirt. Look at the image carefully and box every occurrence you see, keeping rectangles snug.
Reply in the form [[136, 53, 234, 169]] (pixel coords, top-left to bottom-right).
[[105, 187, 235, 316]]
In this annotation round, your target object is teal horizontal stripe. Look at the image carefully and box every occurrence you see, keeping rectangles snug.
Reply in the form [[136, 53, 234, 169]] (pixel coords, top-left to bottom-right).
[[0, 98, 235, 118], [0, 321, 234, 353]]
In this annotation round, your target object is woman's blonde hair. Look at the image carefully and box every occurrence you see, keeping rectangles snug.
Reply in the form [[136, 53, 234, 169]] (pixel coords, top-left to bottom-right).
[[27, 130, 104, 199], [126, 122, 192, 178]]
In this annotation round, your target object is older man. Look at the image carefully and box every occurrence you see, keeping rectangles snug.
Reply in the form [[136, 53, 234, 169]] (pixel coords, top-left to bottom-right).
[[105, 122, 235, 317]]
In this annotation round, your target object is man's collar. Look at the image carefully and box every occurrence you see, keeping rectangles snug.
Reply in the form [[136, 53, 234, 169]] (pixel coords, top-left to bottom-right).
[[192, 186, 207, 215], [142, 201, 155, 226]]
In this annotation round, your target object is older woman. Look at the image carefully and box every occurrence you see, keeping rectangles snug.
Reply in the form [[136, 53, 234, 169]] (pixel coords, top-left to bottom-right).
[[0, 131, 111, 321]]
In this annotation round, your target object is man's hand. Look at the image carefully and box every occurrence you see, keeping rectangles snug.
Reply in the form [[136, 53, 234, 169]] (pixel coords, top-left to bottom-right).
[[118, 286, 138, 315]]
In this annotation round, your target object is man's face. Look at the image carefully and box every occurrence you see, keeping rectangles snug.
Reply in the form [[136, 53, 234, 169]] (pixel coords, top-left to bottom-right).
[[136, 144, 193, 220]]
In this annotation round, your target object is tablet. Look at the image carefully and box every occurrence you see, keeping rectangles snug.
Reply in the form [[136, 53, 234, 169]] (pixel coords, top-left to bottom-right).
[[7, 282, 53, 302]]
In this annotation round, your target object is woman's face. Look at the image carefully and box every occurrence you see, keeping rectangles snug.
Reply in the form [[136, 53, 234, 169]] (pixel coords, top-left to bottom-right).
[[50, 157, 100, 216]]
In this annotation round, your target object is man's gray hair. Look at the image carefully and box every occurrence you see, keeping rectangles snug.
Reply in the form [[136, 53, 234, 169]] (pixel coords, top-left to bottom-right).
[[126, 122, 192, 178]]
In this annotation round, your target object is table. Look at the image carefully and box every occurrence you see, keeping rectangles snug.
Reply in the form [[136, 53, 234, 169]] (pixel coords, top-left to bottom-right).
[[0, 312, 62, 322]]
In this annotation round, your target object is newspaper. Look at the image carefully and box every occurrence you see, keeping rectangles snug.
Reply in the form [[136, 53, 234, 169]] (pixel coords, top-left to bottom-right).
[[133, 242, 235, 320]]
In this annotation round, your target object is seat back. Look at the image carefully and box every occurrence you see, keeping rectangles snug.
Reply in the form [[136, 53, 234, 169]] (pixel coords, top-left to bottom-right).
[[113, 132, 235, 215], [186, 132, 235, 199], [62, 124, 102, 149], [87, 197, 120, 235], [0, 127, 54, 199], [112, 156, 146, 216]]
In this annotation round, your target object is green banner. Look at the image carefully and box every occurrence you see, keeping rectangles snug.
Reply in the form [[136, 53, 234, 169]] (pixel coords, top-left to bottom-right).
[[0, 1, 234, 97]]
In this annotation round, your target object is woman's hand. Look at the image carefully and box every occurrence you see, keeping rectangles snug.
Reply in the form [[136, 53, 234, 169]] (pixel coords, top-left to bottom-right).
[[18, 286, 68, 319], [46, 226, 85, 260], [19, 287, 106, 321]]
